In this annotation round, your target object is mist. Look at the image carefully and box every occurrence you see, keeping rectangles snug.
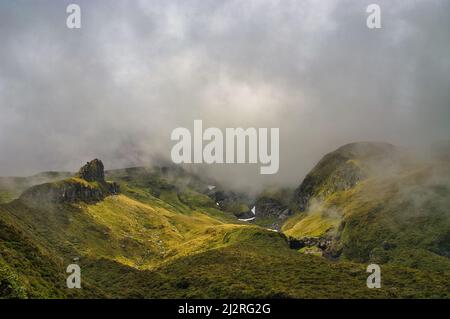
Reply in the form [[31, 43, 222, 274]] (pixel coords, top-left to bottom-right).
[[0, 0, 449, 191]]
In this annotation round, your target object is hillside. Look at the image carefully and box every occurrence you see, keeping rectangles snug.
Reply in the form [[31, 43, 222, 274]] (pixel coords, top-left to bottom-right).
[[1, 152, 449, 299], [0, 172, 72, 204], [283, 142, 450, 276]]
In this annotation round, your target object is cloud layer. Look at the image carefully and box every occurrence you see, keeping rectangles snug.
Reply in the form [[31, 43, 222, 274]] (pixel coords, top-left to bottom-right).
[[0, 0, 449, 190]]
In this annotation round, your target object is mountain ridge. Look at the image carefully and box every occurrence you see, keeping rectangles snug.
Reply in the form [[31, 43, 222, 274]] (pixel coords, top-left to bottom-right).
[[1, 142, 449, 298]]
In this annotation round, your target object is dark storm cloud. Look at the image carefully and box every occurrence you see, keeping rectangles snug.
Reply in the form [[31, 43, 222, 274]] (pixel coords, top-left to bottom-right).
[[0, 0, 449, 190]]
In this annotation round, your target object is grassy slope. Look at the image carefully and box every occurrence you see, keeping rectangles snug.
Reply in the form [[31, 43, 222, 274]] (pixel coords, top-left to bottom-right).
[[1, 194, 246, 269], [283, 211, 340, 238], [0, 168, 267, 298], [0, 172, 72, 204], [335, 164, 450, 269], [0, 206, 112, 298], [1, 162, 449, 298], [81, 228, 449, 298], [283, 146, 450, 284]]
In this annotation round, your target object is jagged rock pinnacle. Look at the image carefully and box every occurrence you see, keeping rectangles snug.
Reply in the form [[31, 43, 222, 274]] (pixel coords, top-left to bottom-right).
[[77, 159, 105, 182]]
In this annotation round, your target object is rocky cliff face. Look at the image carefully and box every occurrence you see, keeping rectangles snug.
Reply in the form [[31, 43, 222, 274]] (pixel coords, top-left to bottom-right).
[[77, 159, 105, 182], [20, 159, 119, 204], [59, 180, 119, 203]]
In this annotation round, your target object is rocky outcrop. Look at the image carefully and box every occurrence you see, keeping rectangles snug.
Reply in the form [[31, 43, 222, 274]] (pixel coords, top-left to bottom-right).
[[20, 159, 119, 204], [288, 236, 332, 250], [77, 159, 105, 182], [288, 236, 340, 258], [59, 180, 119, 203]]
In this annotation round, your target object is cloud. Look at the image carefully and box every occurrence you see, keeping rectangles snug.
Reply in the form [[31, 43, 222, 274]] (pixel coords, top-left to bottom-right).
[[0, 0, 449, 191]]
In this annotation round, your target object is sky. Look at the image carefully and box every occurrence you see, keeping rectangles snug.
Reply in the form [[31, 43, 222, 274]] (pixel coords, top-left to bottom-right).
[[0, 0, 449, 190]]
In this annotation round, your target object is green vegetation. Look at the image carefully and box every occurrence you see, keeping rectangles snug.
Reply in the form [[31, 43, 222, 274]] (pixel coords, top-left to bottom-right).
[[80, 228, 449, 298], [0, 191, 15, 204], [283, 210, 340, 238], [284, 143, 450, 283], [0, 260, 27, 298], [0, 147, 449, 299]]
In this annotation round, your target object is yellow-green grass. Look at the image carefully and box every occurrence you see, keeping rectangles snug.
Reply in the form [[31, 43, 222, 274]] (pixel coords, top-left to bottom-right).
[[2, 159, 449, 298], [81, 232, 450, 298], [80, 195, 252, 268], [2, 191, 258, 271], [283, 210, 341, 238], [0, 191, 15, 204]]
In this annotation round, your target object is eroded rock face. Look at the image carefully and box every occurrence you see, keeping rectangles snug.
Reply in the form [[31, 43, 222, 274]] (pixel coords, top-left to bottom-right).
[[77, 159, 105, 182], [59, 181, 119, 203]]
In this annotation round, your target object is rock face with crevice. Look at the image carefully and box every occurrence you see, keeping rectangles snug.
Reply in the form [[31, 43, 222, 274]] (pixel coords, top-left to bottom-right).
[[20, 159, 119, 204]]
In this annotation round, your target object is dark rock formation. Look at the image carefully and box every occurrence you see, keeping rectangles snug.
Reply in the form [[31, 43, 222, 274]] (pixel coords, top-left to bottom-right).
[[288, 236, 341, 259], [77, 159, 105, 182], [59, 180, 119, 203], [288, 236, 332, 250]]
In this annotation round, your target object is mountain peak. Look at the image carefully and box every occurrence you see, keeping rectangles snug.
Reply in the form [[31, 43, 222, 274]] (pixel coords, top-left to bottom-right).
[[293, 142, 405, 211], [77, 159, 105, 182]]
